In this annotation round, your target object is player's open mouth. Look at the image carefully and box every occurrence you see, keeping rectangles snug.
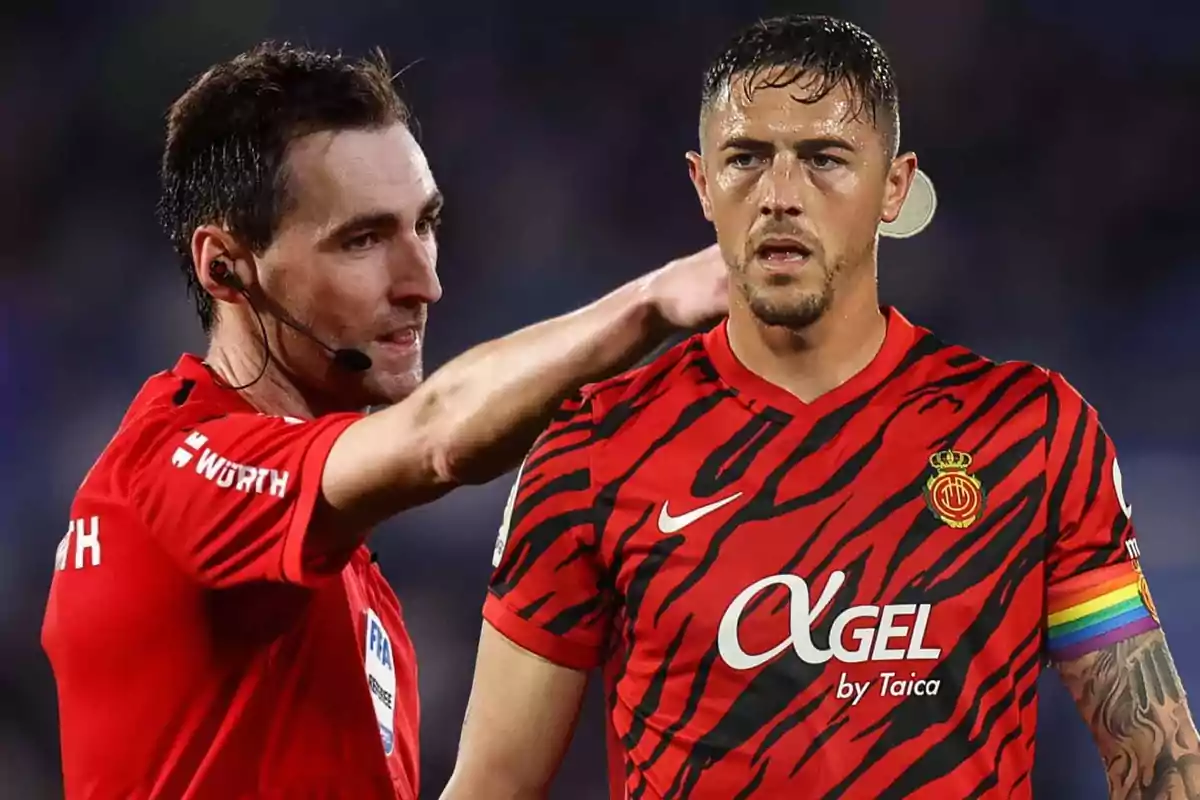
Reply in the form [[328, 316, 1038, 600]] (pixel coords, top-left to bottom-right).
[[755, 238, 812, 264]]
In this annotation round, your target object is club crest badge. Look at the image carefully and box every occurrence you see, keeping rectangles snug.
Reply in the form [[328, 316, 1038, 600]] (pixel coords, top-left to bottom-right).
[[923, 450, 986, 529]]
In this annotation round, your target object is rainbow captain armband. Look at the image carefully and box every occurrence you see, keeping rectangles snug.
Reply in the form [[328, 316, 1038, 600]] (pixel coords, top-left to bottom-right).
[[1047, 561, 1160, 662]]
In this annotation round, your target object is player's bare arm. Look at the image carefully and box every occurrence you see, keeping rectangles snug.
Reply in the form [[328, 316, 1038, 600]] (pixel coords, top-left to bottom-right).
[[440, 622, 587, 800], [321, 244, 726, 532], [1057, 629, 1200, 799]]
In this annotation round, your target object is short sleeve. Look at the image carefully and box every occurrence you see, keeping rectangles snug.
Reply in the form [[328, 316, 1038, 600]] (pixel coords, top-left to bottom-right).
[[483, 392, 612, 671], [125, 408, 362, 588], [1044, 371, 1159, 662]]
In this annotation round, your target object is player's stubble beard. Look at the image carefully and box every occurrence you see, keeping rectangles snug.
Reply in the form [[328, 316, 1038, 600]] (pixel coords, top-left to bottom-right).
[[732, 251, 844, 331]]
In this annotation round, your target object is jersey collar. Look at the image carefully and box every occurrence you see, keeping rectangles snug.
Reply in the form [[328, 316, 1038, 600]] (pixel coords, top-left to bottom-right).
[[167, 354, 258, 413], [704, 306, 917, 417]]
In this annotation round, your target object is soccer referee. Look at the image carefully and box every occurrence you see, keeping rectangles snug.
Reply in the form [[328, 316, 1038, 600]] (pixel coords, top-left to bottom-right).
[[40, 43, 727, 800]]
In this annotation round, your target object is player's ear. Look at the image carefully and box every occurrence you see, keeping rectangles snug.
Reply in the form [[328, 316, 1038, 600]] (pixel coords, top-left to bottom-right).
[[685, 151, 715, 222], [881, 152, 918, 224]]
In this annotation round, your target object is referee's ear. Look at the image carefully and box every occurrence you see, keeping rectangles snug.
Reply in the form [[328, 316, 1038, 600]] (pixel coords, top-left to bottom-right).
[[192, 225, 252, 305]]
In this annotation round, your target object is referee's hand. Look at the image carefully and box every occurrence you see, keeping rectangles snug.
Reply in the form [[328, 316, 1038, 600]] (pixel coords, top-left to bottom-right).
[[641, 243, 729, 331]]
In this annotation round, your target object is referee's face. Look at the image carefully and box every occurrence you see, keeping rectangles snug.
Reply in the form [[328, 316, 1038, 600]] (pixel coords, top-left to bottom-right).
[[255, 123, 444, 408], [688, 74, 895, 330]]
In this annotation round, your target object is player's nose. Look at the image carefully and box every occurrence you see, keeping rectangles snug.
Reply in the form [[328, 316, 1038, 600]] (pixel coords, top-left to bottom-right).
[[758, 154, 805, 219], [387, 233, 442, 306]]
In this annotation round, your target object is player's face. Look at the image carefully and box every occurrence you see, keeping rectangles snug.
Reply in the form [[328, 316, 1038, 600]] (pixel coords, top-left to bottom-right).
[[256, 123, 443, 407], [687, 73, 910, 329]]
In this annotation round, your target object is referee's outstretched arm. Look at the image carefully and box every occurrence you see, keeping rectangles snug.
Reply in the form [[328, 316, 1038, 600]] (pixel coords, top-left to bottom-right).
[[320, 245, 726, 534]]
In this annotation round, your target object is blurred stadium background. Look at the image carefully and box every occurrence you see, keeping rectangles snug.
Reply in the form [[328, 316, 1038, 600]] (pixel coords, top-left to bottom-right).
[[2, 0, 1198, 797]]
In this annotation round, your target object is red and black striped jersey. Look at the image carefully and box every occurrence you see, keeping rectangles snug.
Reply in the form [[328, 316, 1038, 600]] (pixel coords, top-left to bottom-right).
[[485, 308, 1158, 799]]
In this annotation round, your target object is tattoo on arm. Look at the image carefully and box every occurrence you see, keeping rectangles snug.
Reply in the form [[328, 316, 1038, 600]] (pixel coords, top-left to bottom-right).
[[1057, 630, 1200, 799]]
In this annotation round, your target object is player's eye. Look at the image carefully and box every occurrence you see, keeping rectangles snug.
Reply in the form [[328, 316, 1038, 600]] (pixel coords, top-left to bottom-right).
[[416, 213, 442, 237], [344, 231, 382, 251], [808, 153, 845, 171], [727, 152, 763, 169]]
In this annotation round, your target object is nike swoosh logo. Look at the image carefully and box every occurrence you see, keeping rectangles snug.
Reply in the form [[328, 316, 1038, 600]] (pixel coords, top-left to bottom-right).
[[657, 492, 743, 534]]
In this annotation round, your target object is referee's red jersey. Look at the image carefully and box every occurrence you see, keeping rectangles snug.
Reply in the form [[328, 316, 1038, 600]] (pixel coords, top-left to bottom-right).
[[42, 355, 418, 799]]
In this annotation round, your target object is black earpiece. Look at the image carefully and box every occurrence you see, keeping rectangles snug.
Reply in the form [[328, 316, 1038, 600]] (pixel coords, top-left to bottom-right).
[[210, 259, 244, 291]]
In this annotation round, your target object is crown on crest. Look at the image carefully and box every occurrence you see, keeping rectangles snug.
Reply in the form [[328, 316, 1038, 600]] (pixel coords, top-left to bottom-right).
[[929, 450, 972, 472]]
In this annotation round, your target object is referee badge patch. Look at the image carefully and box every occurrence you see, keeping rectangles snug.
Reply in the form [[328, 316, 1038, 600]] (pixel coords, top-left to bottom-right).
[[364, 609, 397, 756]]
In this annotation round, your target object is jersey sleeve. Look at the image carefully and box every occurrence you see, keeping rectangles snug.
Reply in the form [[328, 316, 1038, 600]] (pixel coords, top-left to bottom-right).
[[1043, 371, 1158, 662], [483, 391, 612, 671], [124, 407, 363, 588]]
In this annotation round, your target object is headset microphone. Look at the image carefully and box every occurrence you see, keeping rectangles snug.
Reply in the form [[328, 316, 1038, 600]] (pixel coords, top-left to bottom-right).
[[270, 310, 373, 373], [327, 344, 373, 372], [209, 260, 373, 390]]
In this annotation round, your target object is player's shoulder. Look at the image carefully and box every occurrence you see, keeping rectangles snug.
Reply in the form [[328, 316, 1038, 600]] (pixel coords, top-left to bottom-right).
[[910, 320, 1070, 398], [528, 332, 717, 464], [576, 331, 716, 420]]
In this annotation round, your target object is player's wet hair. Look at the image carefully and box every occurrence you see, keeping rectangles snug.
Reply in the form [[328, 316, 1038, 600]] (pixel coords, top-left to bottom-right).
[[701, 15, 900, 157], [158, 42, 411, 332]]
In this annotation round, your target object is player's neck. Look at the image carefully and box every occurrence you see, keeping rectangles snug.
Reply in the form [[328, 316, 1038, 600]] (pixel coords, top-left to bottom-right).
[[204, 325, 330, 420], [726, 280, 886, 405]]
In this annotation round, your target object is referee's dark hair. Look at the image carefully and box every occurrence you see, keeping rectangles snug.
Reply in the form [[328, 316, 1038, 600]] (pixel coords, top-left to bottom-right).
[[700, 15, 900, 158], [157, 42, 411, 332]]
